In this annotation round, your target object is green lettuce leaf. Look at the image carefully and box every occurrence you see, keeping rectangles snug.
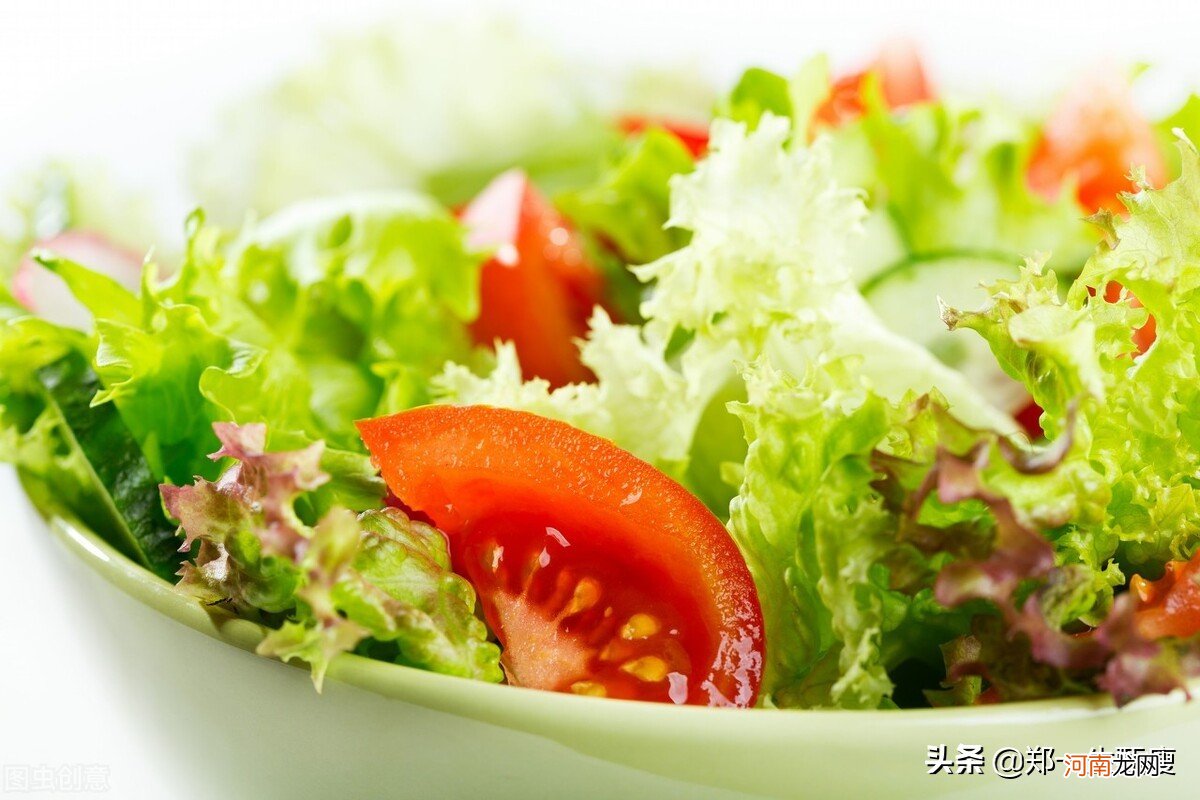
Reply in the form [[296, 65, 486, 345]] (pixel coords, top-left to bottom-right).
[[29, 193, 474, 501], [3, 247, 384, 527], [556, 128, 696, 320], [215, 193, 485, 430], [1155, 94, 1200, 178], [558, 127, 695, 268]]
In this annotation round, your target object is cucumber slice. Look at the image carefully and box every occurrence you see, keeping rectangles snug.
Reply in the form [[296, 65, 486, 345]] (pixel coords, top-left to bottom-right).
[[861, 254, 1027, 411], [37, 351, 183, 580]]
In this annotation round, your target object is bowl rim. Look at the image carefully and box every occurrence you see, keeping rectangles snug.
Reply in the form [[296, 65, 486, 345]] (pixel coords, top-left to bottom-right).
[[41, 509, 1196, 729]]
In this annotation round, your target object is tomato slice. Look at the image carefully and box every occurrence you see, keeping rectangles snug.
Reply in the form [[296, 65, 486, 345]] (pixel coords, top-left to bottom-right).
[[617, 116, 710, 158], [357, 405, 765, 706], [1027, 71, 1166, 214], [814, 40, 934, 128], [1131, 551, 1200, 640], [462, 170, 606, 388]]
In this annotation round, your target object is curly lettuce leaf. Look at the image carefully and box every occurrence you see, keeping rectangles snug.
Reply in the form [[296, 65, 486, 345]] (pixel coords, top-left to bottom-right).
[[558, 127, 695, 268], [731, 337, 1193, 708], [437, 311, 732, 483], [718, 62, 1097, 403], [905, 136, 1200, 705], [163, 422, 502, 689], [4, 253, 379, 530], [220, 193, 484, 425], [947, 141, 1200, 576], [32, 192, 474, 500], [635, 114, 1012, 432]]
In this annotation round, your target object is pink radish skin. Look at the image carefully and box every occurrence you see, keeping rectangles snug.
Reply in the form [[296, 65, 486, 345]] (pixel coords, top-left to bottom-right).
[[13, 231, 142, 328]]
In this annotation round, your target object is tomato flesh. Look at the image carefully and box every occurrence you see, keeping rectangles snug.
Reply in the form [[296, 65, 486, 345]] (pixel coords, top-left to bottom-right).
[[462, 170, 605, 388], [457, 510, 703, 700], [357, 405, 765, 706], [1132, 551, 1200, 640]]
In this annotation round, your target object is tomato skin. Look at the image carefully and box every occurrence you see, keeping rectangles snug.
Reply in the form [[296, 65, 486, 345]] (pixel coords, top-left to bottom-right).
[[618, 115, 710, 158], [1132, 551, 1200, 640], [815, 40, 934, 128], [462, 170, 604, 388], [1027, 71, 1166, 213], [357, 405, 765, 706]]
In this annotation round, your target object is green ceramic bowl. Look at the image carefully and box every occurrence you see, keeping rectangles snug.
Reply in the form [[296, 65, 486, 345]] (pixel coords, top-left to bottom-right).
[[43, 512, 1200, 799]]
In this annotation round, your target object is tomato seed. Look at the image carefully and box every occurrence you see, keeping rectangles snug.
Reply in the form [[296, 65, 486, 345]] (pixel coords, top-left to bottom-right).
[[620, 613, 661, 640], [621, 656, 669, 682]]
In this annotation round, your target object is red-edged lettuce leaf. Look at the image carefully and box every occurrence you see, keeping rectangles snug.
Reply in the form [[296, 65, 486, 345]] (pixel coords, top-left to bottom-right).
[[162, 422, 501, 689]]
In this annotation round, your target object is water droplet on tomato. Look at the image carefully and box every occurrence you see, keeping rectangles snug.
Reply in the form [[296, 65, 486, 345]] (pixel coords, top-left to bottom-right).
[[667, 672, 689, 704], [495, 243, 519, 267]]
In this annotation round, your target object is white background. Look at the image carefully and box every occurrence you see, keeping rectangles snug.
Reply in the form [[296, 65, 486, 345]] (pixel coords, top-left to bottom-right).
[[3, 1, 1200, 797]]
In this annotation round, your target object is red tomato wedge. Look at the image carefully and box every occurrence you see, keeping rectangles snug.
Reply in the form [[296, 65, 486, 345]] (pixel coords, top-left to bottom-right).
[[1027, 70, 1166, 214], [1131, 551, 1200, 640], [815, 40, 935, 128], [617, 115, 710, 158], [462, 170, 606, 388], [357, 405, 765, 706]]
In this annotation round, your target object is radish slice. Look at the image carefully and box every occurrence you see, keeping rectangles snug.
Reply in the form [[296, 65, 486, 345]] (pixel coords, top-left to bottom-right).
[[12, 231, 142, 328]]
